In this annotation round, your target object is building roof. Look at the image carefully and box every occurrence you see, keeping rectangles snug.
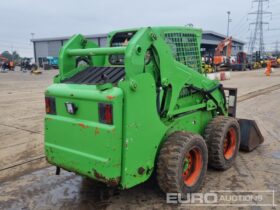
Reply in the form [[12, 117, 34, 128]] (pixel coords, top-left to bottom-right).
[[203, 30, 245, 44], [31, 30, 245, 45]]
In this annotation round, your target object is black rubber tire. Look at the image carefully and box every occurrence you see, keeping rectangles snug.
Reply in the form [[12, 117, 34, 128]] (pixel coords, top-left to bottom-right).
[[157, 131, 208, 195], [204, 116, 240, 170]]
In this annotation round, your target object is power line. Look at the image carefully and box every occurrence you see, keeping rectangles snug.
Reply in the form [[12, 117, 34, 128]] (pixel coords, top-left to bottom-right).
[[231, 13, 248, 32], [269, 27, 280, 31], [0, 43, 33, 52], [269, 2, 280, 7], [232, 22, 249, 37], [231, 15, 252, 38], [263, 31, 280, 37], [0, 41, 31, 47], [272, 13, 280, 16], [247, 0, 271, 57], [0, 42, 31, 48], [271, 17, 280, 21]]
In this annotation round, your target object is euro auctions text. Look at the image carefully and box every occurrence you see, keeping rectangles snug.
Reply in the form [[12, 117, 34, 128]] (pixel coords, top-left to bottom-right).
[[167, 190, 276, 207]]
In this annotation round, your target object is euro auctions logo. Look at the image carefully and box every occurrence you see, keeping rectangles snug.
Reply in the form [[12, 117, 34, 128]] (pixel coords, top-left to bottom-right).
[[166, 190, 277, 207], [167, 192, 218, 204]]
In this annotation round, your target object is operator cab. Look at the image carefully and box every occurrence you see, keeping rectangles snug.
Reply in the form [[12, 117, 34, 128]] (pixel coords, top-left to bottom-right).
[[109, 31, 136, 65]]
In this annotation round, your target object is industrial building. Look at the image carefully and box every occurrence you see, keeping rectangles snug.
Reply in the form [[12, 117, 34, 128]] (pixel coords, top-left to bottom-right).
[[201, 30, 245, 57], [31, 30, 245, 64], [31, 34, 107, 66]]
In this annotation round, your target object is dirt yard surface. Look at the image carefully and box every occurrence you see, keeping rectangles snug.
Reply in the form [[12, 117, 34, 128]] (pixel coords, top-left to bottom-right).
[[0, 68, 279, 209]]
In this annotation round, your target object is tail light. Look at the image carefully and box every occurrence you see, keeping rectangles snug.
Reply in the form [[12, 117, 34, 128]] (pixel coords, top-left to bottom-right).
[[45, 97, 56, 115], [99, 103, 113, 125]]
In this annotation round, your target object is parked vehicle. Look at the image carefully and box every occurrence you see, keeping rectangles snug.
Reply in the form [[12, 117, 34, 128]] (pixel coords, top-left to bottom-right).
[[20, 58, 38, 71], [231, 52, 247, 71], [44, 26, 263, 196], [38, 57, 58, 70]]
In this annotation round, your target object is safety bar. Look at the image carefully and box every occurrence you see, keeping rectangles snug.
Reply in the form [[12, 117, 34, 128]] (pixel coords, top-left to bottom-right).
[[67, 47, 126, 56]]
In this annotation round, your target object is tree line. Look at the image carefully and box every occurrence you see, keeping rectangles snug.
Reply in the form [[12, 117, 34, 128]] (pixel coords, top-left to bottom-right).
[[0, 51, 21, 62]]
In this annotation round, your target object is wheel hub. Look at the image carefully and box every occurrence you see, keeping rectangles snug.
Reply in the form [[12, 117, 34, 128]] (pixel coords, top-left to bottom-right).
[[182, 148, 202, 186], [223, 127, 237, 160]]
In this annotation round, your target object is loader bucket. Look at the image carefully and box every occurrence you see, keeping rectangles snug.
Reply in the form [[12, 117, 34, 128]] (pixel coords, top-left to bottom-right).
[[238, 119, 264, 152]]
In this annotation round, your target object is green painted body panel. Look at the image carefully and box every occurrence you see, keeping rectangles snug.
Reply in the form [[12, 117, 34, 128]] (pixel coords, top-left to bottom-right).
[[44, 26, 228, 188], [118, 73, 166, 187], [45, 84, 123, 184]]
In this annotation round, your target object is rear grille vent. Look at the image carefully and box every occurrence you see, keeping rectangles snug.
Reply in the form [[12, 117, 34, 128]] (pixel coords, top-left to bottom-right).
[[164, 32, 201, 71]]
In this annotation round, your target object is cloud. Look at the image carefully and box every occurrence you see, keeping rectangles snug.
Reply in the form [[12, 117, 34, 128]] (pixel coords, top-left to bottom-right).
[[0, 0, 278, 56]]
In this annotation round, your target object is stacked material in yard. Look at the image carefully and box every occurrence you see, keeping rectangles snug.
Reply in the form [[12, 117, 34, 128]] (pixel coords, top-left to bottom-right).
[[207, 71, 231, 81]]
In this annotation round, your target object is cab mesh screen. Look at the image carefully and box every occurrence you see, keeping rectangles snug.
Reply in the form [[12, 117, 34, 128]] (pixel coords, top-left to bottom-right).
[[165, 32, 201, 71]]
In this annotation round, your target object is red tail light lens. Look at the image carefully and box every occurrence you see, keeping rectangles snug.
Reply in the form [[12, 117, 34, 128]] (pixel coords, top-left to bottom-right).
[[45, 97, 56, 115], [99, 103, 113, 125]]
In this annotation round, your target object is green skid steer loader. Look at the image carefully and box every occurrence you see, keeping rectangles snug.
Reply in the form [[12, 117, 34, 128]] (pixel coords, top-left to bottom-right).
[[44, 26, 263, 196]]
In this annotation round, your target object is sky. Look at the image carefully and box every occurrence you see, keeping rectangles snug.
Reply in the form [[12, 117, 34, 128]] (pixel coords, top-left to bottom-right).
[[0, 0, 279, 57]]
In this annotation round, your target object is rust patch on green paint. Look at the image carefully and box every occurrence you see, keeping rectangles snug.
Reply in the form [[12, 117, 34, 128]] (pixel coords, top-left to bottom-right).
[[112, 163, 121, 167], [78, 123, 89, 128], [95, 127, 100, 135], [106, 95, 115, 100], [93, 170, 120, 186], [107, 128, 115, 134]]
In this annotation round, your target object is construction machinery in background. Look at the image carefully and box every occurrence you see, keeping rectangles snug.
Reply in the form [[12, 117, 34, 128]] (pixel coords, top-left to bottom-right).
[[0, 55, 15, 71], [233, 51, 265, 71], [266, 57, 279, 68], [214, 36, 232, 71], [231, 52, 248, 71], [202, 62, 214, 73], [247, 51, 280, 69], [44, 26, 264, 197], [0, 55, 8, 62], [0, 55, 8, 67], [201, 56, 214, 74], [202, 56, 214, 73], [20, 58, 38, 72], [251, 51, 263, 69], [231, 52, 260, 71], [38, 56, 59, 70], [0, 55, 9, 72]]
